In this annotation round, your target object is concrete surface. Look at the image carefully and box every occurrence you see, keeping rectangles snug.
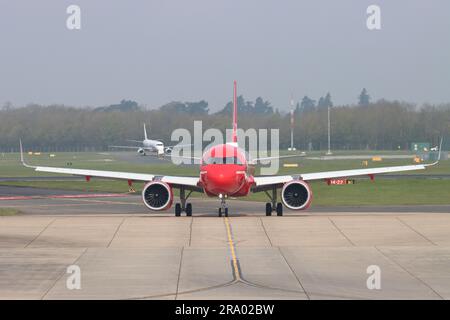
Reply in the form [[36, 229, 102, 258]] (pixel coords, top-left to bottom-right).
[[1, 196, 450, 300]]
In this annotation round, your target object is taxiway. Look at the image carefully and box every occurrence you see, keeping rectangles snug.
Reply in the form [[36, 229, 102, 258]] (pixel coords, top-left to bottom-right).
[[0, 190, 450, 299]]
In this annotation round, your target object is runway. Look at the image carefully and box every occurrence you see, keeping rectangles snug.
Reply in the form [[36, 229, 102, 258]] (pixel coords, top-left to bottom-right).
[[1, 189, 450, 299]]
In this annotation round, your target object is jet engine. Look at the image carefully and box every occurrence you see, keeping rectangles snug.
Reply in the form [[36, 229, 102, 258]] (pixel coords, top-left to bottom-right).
[[137, 148, 145, 155], [164, 147, 172, 154], [281, 180, 312, 210], [142, 181, 173, 211]]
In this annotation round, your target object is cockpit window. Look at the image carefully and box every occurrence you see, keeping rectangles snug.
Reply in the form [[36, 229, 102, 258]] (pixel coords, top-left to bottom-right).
[[203, 156, 243, 165], [156, 143, 163, 146]]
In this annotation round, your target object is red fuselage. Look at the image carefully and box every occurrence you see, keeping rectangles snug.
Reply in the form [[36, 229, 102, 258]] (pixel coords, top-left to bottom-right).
[[199, 143, 254, 197]]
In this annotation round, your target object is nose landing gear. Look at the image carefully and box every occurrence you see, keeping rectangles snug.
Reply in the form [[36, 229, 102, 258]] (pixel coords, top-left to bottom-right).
[[218, 194, 229, 217]]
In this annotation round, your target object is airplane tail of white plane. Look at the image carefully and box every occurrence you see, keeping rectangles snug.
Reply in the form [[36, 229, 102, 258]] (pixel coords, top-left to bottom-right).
[[143, 123, 148, 140]]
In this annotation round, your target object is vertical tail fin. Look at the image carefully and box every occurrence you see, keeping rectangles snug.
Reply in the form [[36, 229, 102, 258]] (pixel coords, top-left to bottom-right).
[[143, 123, 148, 140], [232, 80, 238, 143]]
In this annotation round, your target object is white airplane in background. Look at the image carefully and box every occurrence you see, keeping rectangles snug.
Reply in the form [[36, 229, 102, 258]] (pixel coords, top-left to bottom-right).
[[20, 82, 442, 217], [109, 123, 175, 156]]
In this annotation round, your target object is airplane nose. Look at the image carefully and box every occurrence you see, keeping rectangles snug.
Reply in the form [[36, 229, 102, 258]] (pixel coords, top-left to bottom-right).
[[205, 169, 244, 195], [207, 170, 229, 183]]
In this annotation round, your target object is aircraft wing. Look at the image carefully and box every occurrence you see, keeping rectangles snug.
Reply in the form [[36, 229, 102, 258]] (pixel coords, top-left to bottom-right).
[[253, 163, 429, 188], [139, 153, 202, 163], [20, 141, 200, 189], [254, 138, 443, 189], [29, 166, 200, 188], [109, 145, 152, 150], [165, 143, 193, 148], [126, 139, 145, 143], [34, 166, 156, 181], [251, 154, 306, 164]]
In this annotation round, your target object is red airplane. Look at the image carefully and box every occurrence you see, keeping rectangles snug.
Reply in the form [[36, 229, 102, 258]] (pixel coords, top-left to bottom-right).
[[20, 82, 441, 217]]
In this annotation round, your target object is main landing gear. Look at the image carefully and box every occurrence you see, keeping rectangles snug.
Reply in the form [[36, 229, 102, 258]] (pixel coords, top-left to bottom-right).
[[264, 186, 283, 216], [218, 194, 229, 217], [174, 187, 193, 217]]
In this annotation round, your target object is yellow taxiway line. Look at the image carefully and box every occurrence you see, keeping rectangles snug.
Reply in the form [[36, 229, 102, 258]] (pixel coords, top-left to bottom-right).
[[224, 216, 241, 281]]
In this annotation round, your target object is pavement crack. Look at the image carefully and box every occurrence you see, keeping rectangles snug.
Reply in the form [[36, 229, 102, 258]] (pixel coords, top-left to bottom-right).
[[107, 217, 125, 248], [375, 246, 444, 300], [222, 217, 304, 296], [131, 280, 236, 300], [188, 217, 193, 247], [41, 247, 88, 300], [25, 218, 56, 248], [396, 217, 437, 246], [260, 217, 273, 247], [278, 247, 310, 299], [175, 247, 184, 300], [328, 217, 355, 246]]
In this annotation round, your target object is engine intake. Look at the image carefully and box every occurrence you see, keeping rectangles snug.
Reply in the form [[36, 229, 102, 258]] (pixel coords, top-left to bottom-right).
[[281, 180, 312, 210], [142, 181, 173, 211]]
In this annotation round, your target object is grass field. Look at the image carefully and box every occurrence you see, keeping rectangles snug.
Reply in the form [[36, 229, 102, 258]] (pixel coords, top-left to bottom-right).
[[0, 208, 21, 216], [0, 151, 449, 206]]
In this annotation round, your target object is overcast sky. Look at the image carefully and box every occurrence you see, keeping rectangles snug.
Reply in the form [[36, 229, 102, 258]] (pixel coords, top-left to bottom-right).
[[1, 0, 449, 111]]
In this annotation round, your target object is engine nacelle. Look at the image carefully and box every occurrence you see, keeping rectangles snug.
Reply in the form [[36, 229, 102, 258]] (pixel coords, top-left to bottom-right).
[[164, 147, 172, 154], [281, 180, 313, 210], [137, 148, 145, 155], [142, 181, 173, 211]]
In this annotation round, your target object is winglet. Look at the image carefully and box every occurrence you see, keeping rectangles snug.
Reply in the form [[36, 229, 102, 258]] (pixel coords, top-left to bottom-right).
[[424, 137, 444, 167], [19, 139, 36, 169]]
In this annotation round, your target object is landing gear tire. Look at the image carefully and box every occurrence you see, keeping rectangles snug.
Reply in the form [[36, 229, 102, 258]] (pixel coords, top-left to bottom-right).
[[276, 202, 283, 216], [186, 203, 192, 217], [265, 203, 272, 216], [175, 203, 181, 217], [218, 194, 228, 217]]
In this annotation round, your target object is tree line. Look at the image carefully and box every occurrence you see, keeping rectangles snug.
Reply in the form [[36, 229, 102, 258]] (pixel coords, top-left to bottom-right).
[[0, 97, 449, 152]]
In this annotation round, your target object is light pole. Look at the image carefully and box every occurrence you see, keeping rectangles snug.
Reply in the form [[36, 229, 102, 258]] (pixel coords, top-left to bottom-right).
[[288, 96, 296, 151], [326, 105, 332, 155]]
